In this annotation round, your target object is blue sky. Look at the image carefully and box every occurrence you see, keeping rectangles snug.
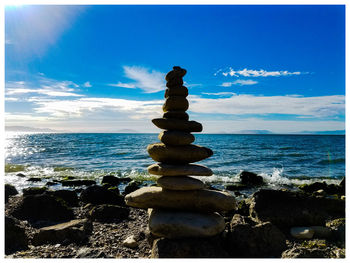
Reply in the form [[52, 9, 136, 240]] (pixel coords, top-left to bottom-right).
[[5, 5, 345, 133]]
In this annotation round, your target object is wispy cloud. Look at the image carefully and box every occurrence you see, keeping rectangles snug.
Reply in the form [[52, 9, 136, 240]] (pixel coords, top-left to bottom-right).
[[83, 81, 92, 88], [111, 66, 165, 93], [202, 92, 236, 96], [221, 79, 258, 87], [221, 68, 305, 77]]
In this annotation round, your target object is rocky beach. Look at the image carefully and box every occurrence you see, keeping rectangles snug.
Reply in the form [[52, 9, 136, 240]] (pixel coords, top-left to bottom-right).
[[5, 67, 346, 258]]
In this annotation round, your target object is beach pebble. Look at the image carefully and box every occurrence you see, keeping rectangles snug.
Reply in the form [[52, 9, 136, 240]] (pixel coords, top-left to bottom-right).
[[147, 143, 212, 164], [290, 227, 315, 239], [152, 118, 202, 132], [122, 235, 138, 249], [125, 186, 236, 212], [158, 130, 194, 145], [149, 209, 225, 238], [148, 163, 212, 176], [157, 176, 204, 190]]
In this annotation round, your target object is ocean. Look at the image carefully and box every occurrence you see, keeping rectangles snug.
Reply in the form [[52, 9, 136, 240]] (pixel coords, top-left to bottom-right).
[[5, 133, 345, 193]]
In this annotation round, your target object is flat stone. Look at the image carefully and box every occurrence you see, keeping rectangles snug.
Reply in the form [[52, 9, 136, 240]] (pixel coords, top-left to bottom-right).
[[157, 176, 204, 190], [147, 143, 213, 164], [290, 227, 315, 239], [125, 186, 236, 212], [152, 118, 202, 132], [163, 111, 189, 120], [149, 209, 225, 238], [158, 130, 194, 145], [165, 66, 187, 81], [148, 163, 213, 176], [165, 86, 188, 98], [162, 96, 189, 112]]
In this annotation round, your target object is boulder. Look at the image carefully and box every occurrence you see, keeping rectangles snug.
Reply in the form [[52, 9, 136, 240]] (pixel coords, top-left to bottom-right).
[[249, 189, 345, 229], [147, 143, 213, 164], [163, 110, 189, 120], [48, 189, 79, 207], [80, 185, 124, 206], [125, 186, 235, 212], [152, 118, 202, 132], [148, 163, 212, 176], [164, 86, 188, 98], [5, 184, 18, 203], [290, 227, 315, 239], [151, 236, 228, 258], [5, 216, 28, 255], [89, 204, 129, 223], [157, 176, 204, 190], [123, 181, 141, 195], [101, 175, 122, 186], [239, 171, 264, 186], [158, 130, 194, 145], [165, 66, 187, 81], [32, 219, 92, 245], [149, 209, 225, 238], [10, 193, 74, 224], [162, 96, 189, 112], [227, 214, 286, 258], [61, 179, 96, 187], [22, 186, 47, 196]]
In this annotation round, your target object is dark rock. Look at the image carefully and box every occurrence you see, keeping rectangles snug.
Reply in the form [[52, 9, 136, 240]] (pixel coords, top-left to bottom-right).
[[282, 246, 341, 258], [225, 183, 249, 191], [16, 173, 26, 177], [166, 78, 184, 88], [299, 181, 344, 195], [123, 181, 141, 195], [101, 175, 122, 186], [250, 189, 345, 229], [227, 214, 286, 257], [165, 66, 187, 82], [10, 193, 74, 224], [80, 185, 124, 205], [162, 96, 189, 112], [27, 177, 42, 182], [46, 181, 59, 186], [239, 171, 264, 186], [32, 219, 92, 245], [164, 86, 188, 98], [5, 184, 18, 203], [326, 218, 345, 248], [61, 179, 96, 187], [152, 118, 202, 132], [89, 204, 129, 223], [158, 130, 195, 145], [5, 216, 28, 255], [151, 236, 228, 258], [22, 186, 47, 196], [48, 190, 79, 207], [163, 110, 189, 120], [235, 199, 250, 216]]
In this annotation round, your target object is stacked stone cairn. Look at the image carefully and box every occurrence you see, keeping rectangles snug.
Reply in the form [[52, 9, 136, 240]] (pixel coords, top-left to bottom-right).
[[125, 66, 236, 239]]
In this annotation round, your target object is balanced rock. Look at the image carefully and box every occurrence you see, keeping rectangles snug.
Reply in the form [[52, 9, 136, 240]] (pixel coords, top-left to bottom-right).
[[147, 143, 213, 164], [152, 118, 202, 132], [163, 111, 189, 120], [149, 209, 225, 238], [165, 86, 188, 98], [165, 66, 187, 81], [157, 176, 204, 190], [158, 130, 194, 145], [148, 163, 212, 176], [166, 78, 184, 88], [163, 96, 189, 112], [125, 186, 235, 212]]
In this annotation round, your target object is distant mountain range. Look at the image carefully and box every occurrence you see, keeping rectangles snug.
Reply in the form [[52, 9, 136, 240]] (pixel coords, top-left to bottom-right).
[[218, 129, 345, 135], [5, 126, 66, 133]]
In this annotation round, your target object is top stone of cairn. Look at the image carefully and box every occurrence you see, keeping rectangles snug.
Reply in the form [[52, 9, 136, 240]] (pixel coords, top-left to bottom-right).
[[165, 66, 187, 82]]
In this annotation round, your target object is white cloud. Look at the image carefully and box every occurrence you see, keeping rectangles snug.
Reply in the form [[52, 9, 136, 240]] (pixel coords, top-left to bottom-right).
[[108, 82, 137, 89], [221, 79, 258, 87], [202, 92, 237, 96], [222, 68, 304, 77], [188, 94, 344, 118], [121, 66, 165, 93], [83, 81, 92, 88]]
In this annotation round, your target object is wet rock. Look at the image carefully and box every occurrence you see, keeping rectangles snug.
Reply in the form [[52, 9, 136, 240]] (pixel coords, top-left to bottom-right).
[[149, 209, 225, 238], [152, 118, 202, 132], [32, 219, 92, 245], [249, 189, 345, 229], [80, 185, 124, 206], [148, 163, 212, 176], [227, 214, 286, 258], [5, 184, 18, 203], [23, 186, 47, 196], [238, 171, 264, 186], [89, 204, 129, 223], [158, 130, 194, 145], [10, 193, 74, 224], [123, 181, 141, 195], [101, 175, 125, 186], [151, 236, 228, 258], [290, 227, 315, 239], [27, 177, 42, 182], [147, 143, 213, 164], [61, 179, 96, 187], [5, 216, 28, 255], [299, 181, 344, 195], [125, 186, 236, 212], [16, 173, 26, 177], [48, 190, 79, 207]]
